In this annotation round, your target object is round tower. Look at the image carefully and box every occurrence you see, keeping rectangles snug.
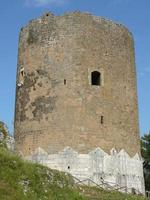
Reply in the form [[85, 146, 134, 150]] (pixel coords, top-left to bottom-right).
[[15, 12, 140, 156], [14, 12, 144, 193]]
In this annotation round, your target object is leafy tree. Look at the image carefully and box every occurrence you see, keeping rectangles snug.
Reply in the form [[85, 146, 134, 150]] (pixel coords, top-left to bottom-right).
[[141, 132, 150, 191], [0, 121, 9, 148], [0, 121, 8, 138]]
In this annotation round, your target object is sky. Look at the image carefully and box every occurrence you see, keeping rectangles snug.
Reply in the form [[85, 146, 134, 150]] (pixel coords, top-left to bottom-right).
[[0, 0, 149, 135]]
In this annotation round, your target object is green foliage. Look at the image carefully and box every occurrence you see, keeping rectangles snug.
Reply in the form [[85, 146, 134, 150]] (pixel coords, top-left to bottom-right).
[[79, 186, 147, 200], [141, 132, 150, 191], [0, 140, 7, 149], [0, 147, 86, 200], [0, 121, 9, 148], [0, 121, 8, 139], [0, 146, 148, 200], [141, 132, 150, 163]]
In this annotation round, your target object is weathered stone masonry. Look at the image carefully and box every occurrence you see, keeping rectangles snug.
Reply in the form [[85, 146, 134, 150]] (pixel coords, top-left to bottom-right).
[[14, 12, 144, 193]]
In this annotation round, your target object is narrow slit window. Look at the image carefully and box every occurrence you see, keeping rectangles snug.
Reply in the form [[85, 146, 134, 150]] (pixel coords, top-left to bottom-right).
[[101, 116, 104, 124], [91, 71, 101, 86], [64, 79, 66, 85]]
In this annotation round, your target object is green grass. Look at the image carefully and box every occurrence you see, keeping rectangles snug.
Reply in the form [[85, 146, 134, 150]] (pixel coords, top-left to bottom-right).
[[78, 185, 148, 200], [0, 147, 85, 200], [0, 146, 148, 200]]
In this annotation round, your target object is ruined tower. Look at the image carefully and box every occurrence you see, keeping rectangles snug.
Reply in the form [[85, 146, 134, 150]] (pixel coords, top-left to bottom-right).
[[15, 12, 144, 193]]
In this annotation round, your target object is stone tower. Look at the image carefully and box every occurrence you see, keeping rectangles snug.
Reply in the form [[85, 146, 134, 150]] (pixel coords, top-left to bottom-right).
[[15, 12, 144, 193]]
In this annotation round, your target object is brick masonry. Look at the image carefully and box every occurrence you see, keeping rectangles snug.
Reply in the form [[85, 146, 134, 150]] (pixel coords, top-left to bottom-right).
[[15, 11, 140, 158]]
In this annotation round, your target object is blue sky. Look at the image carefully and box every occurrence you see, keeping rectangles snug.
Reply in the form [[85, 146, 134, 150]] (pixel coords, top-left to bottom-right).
[[0, 0, 149, 135]]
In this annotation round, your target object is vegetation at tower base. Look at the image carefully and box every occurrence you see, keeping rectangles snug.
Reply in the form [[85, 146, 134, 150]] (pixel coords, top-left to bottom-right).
[[0, 146, 83, 200], [0, 121, 9, 148], [0, 121, 8, 138], [0, 121, 15, 151], [0, 145, 148, 200], [141, 132, 150, 191]]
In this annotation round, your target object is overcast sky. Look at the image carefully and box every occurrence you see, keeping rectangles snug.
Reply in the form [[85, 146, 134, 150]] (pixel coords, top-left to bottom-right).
[[0, 0, 150, 135]]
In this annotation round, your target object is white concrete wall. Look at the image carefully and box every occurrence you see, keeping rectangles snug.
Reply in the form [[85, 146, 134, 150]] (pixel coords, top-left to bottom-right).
[[26, 146, 145, 194]]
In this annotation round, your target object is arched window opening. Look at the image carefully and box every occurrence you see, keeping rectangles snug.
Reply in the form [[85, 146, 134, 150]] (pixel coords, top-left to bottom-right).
[[18, 68, 24, 87], [91, 71, 101, 86], [20, 68, 24, 78]]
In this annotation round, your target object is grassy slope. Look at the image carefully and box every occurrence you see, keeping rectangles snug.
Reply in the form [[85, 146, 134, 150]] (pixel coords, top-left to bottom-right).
[[0, 147, 148, 200], [0, 147, 85, 200]]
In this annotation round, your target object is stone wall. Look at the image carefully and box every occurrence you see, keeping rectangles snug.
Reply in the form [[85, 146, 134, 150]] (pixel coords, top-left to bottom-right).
[[15, 11, 140, 157], [27, 146, 145, 194]]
